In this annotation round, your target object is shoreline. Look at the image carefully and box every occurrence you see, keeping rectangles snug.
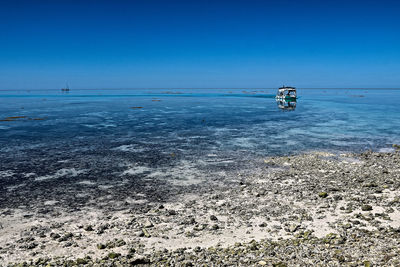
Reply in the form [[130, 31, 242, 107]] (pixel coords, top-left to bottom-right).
[[1, 150, 400, 266]]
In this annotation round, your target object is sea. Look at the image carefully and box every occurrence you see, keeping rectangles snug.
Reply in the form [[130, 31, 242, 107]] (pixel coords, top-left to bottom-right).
[[1, 88, 399, 208]]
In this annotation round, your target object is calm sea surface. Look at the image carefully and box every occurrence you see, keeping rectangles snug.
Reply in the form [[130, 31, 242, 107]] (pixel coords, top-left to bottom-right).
[[1, 89, 400, 207], [1, 88, 399, 154]]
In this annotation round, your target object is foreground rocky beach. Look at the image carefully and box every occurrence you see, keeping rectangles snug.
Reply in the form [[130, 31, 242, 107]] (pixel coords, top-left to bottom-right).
[[1, 149, 400, 266]]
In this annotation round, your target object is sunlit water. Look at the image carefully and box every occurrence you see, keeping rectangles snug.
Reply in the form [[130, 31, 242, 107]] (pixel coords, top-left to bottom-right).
[[1, 88, 399, 208], [1, 88, 399, 153]]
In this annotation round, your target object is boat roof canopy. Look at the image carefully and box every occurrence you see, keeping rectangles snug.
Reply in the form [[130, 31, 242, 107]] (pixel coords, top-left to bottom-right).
[[278, 87, 296, 92]]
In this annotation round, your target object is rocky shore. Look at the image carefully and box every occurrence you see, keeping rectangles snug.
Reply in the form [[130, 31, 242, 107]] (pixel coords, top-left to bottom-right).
[[1, 150, 400, 266]]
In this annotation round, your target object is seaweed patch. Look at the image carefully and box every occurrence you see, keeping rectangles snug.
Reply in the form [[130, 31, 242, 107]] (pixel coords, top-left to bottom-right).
[[6, 116, 27, 119], [0, 116, 47, 122], [0, 116, 27, 121]]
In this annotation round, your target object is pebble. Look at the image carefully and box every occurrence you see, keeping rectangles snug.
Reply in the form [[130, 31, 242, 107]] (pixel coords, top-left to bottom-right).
[[361, 205, 373, 211], [143, 219, 154, 228]]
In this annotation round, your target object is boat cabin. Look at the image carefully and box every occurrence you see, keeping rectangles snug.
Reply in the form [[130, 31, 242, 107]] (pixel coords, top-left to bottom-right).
[[276, 86, 297, 100]]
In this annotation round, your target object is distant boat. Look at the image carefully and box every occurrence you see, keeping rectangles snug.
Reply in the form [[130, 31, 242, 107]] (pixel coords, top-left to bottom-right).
[[276, 86, 297, 101], [61, 82, 70, 92]]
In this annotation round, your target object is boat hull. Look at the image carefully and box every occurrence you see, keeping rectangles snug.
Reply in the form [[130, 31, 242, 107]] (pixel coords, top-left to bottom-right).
[[275, 96, 297, 101]]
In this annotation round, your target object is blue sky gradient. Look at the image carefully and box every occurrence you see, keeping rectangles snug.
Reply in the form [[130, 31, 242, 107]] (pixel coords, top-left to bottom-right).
[[1, 0, 399, 89]]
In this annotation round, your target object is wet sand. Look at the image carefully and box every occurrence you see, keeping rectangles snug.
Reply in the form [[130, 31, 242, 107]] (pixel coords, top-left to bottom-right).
[[1, 150, 400, 266]]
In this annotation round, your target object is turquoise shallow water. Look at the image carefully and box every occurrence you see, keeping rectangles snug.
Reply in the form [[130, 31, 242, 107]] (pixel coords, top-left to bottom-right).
[[1, 88, 400, 209], [1, 88, 399, 155]]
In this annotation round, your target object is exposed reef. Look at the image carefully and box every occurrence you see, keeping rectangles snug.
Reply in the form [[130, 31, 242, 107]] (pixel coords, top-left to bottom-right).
[[1, 150, 399, 266]]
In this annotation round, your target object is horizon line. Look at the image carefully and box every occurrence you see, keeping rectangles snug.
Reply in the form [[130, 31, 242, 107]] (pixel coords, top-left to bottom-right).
[[1, 87, 400, 91]]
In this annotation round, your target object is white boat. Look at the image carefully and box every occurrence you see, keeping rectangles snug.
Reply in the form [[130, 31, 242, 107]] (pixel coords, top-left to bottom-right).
[[275, 86, 297, 100]]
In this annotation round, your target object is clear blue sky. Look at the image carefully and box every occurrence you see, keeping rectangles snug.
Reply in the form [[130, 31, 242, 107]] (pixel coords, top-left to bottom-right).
[[1, 0, 399, 89]]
